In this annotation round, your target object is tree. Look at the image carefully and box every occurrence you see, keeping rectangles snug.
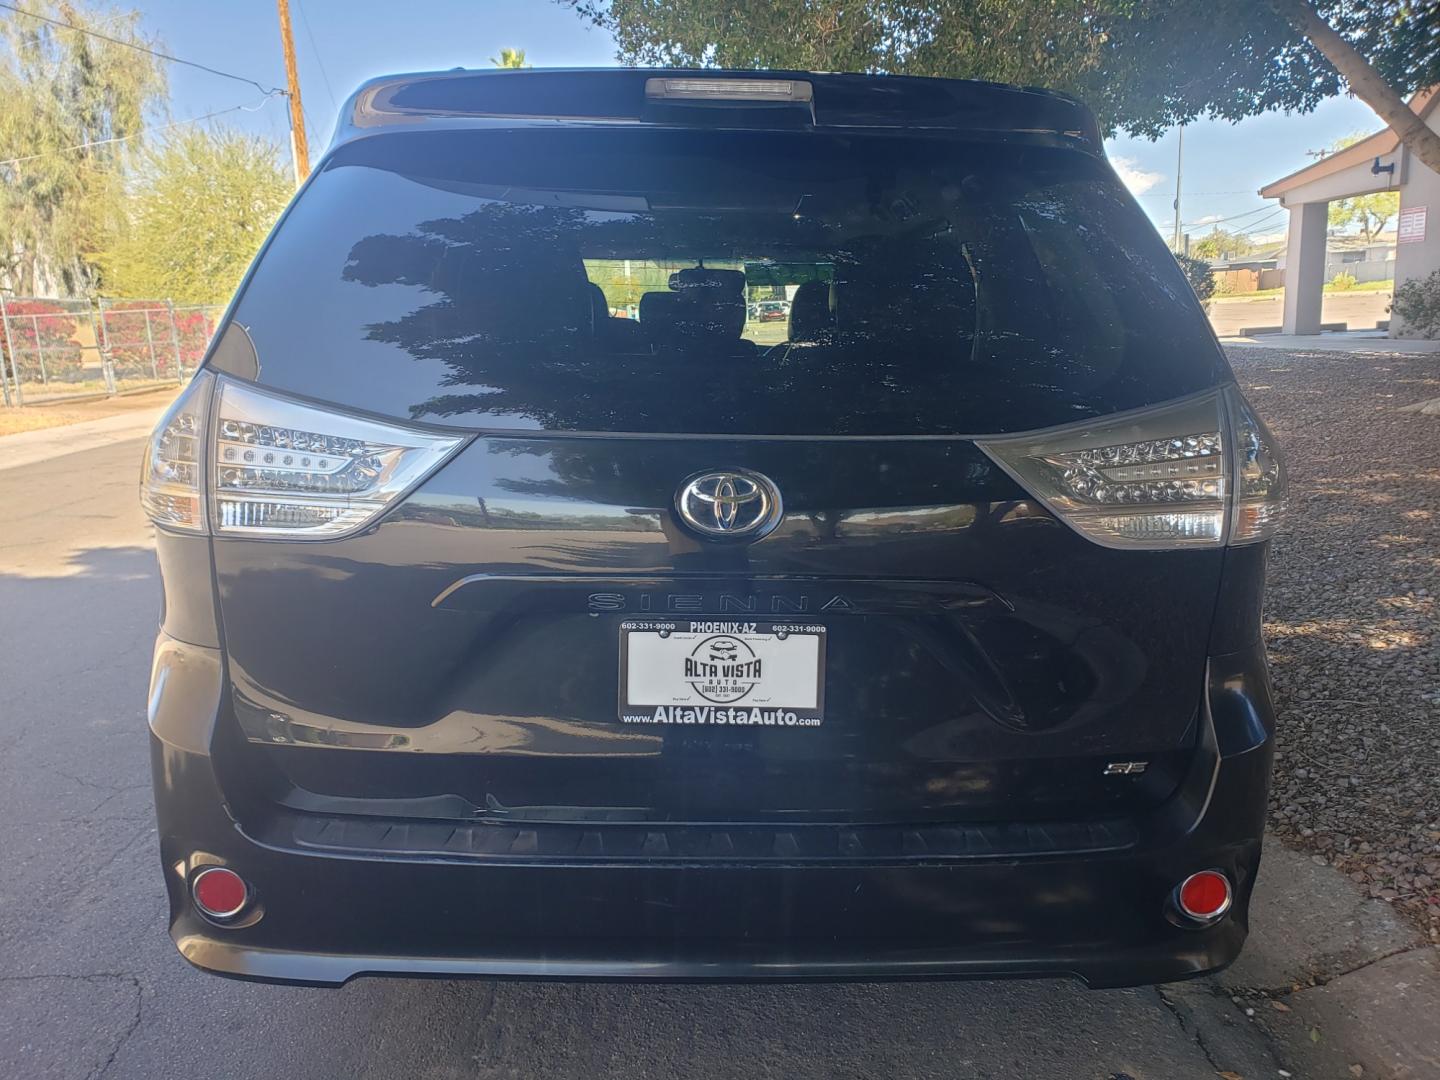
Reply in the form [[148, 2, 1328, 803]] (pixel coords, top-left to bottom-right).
[[1323, 133, 1399, 242], [0, 1, 167, 296], [1176, 253, 1216, 305], [98, 127, 291, 305], [1328, 192, 1399, 241], [490, 47, 529, 68], [1191, 228, 1257, 262], [1268, 0, 1440, 174], [569, 1, 1440, 170]]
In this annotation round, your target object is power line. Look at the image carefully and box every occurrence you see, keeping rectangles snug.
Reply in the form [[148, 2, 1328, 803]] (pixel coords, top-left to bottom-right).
[[1180, 214, 1285, 242], [1183, 204, 1283, 229], [1167, 210, 1285, 244], [0, 1, 283, 96], [294, 0, 338, 113], [1133, 190, 1254, 198], [0, 94, 281, 169], [1234, 209, 1287, 236]]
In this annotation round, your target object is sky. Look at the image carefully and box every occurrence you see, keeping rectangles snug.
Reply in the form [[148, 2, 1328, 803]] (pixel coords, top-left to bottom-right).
[[117, 0, 1391, 245]]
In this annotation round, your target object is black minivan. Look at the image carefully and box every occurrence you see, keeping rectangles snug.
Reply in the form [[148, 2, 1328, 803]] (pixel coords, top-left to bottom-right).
[[141, 69, 1285, 988]]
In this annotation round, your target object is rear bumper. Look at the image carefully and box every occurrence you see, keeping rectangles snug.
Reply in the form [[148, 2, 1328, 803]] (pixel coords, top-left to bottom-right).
[[169, 854, 1257, 988], [149, 634, 1275, 989]]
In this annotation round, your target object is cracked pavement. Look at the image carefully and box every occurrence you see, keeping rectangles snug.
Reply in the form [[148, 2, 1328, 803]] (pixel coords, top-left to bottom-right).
[[0, 395, 1427, 1079]]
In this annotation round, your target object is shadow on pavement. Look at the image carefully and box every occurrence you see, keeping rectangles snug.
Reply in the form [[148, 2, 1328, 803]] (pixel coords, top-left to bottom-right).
[[0, 546, 1257, 1080]]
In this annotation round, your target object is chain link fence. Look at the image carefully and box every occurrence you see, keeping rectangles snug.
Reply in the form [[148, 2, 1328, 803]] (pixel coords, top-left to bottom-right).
[[0, 295, 223, 407]]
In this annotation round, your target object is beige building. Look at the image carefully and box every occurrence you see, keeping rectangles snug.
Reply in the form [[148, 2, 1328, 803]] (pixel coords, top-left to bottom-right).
[[1260, 88, 1438, 337]]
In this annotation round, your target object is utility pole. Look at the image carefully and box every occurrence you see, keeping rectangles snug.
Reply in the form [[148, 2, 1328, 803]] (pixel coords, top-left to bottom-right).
[[1172, 125, 1185, 252], [276, 0, 309, 188]]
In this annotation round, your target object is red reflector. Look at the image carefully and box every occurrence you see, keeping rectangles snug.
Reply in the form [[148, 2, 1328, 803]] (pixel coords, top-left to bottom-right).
[[1177, 870, 1231, 920], [192, 866, 249, 919]]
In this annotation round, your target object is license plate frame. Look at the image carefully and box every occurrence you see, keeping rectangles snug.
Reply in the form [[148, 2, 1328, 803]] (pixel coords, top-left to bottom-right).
[[617, 619, 826, 727]]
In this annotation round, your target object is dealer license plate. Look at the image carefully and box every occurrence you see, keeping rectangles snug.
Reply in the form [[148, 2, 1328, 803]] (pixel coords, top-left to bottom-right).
[[618, 620, 826, 727]]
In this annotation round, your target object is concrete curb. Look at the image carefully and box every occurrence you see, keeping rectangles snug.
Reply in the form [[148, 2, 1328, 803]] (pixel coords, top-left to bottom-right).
[[1219, 332, 1440, 354], [1175, 841, 1440, 1078]]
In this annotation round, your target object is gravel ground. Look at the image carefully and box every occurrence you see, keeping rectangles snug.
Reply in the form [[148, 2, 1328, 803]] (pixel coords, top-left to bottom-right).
[[1228, 345, 1440, 943]]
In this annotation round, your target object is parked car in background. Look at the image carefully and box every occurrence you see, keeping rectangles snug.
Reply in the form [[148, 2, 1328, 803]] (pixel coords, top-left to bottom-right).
[[142, 68, 1285, 989]]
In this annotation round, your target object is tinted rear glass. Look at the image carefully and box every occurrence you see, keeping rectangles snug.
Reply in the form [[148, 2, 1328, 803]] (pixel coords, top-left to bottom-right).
[[227, 127, 1226, 435]]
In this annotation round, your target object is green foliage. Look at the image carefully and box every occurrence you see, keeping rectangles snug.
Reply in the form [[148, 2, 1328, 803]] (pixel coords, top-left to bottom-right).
[[567, 1, 1440, 139], [1191, 228, 1256, 262], [0, 1, 167, 295], [98, 128, 291, 305], [1328, 191, 1399, 241], [1330, 270, 1357, 290], [586, 259, 665, 311], [1175, 253, 1215, 304], [1326, 131, 1401, 242], [1390, 270, 1440, 338], [490, 47, 529, 68]]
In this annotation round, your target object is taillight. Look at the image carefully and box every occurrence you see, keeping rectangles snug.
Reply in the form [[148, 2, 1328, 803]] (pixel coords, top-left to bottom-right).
[[140, 372, 214, 533], [139, 375, 465, 540], [976, 385, 1285, 550], [210, 379, 464, 538], [1226, 389, 1286, 544]]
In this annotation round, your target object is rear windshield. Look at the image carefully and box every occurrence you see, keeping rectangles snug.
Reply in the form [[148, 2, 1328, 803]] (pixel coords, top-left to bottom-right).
[[226, 127, 1226, 436]]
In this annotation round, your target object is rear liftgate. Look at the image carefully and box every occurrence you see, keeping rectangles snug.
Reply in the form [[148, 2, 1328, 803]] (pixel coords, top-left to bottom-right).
[[143, 371, 1283, 826]]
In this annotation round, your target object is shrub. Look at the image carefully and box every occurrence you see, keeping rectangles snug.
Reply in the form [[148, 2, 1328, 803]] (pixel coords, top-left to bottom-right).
[[96, 301, 220, 377], [0, 300, 84, 382], [173, 309, 219, 370], [1330, 271, 1357, 291], [101, 300, 178, 377], [1175, 253, 1215, 305], [1390, 270, 1440, 338]]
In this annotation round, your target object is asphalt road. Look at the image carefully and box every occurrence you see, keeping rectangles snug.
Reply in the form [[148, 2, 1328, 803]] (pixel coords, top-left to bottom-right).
[[1208, 289, 1392, 337], [0, 433, 1280, 1080]]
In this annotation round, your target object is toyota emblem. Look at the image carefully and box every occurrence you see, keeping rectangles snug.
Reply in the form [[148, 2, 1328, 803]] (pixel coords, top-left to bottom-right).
[[675, 470, 783, 540]]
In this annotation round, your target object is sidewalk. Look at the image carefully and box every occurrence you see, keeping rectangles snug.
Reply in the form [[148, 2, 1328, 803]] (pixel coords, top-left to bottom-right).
[[1219, 329, 1440, 354], [1168, 842, 1440, 1078], [0, 385, 178, 436], [0, 400, 170, 472]]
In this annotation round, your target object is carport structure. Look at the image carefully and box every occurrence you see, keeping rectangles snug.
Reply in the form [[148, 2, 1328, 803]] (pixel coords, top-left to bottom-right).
[[1260, 88, 1439, 337]]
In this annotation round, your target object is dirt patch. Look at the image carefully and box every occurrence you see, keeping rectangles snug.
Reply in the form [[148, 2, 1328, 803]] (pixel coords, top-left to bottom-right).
[[0, 387, 178, 437]]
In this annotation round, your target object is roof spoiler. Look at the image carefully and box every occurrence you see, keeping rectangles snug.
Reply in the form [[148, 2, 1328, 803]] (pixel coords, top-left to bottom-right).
[[337, 68, 1102, 153]]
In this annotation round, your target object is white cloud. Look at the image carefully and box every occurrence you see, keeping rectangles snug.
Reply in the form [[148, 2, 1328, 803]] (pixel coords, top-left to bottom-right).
[[1194, 214, 1225, 225], [1111, 156, 1165, 196]]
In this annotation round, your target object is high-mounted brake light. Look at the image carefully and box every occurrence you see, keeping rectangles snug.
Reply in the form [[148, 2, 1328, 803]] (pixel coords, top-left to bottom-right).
[[976, 386, 1285, 550], [644, 77, 813, 104]]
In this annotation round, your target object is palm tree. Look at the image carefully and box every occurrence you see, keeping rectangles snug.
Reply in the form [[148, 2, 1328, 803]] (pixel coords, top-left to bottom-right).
[[490, 48, 528, 69]]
